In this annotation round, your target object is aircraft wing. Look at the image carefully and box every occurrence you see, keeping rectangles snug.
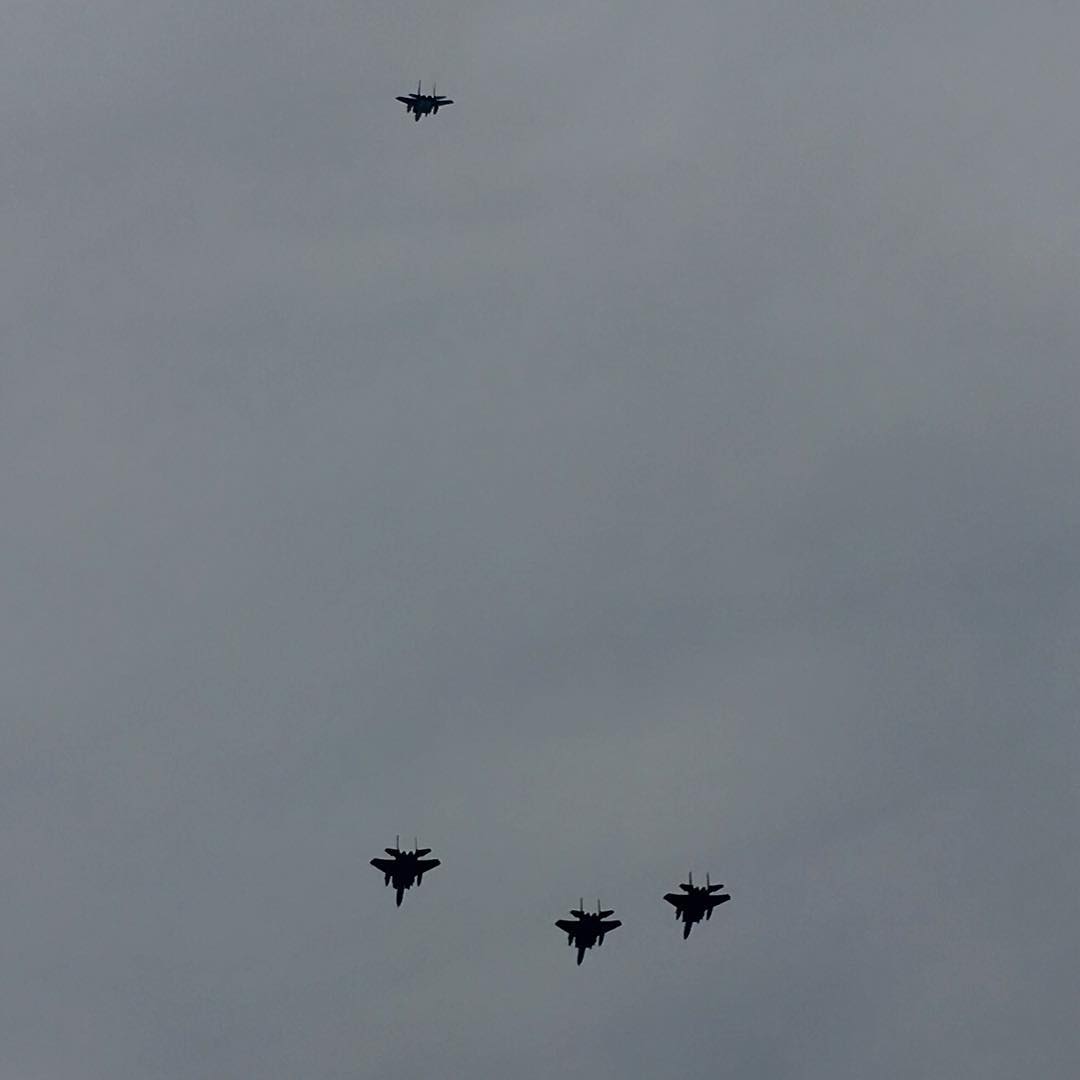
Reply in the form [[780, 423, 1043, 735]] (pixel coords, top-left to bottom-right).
[[555, 919, 579, 934], [598, 919, 622, 933], [416, 858, 440, 873], [664, 892, 688, 910], [395, 96, 413, 104], [705, 894, 731, 910], [370, 857, 395, 873], [437, 99, 454, 105]]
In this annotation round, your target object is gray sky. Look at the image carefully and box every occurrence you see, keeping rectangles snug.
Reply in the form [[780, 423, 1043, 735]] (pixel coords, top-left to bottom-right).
[[3, 3, 1078, 1077]]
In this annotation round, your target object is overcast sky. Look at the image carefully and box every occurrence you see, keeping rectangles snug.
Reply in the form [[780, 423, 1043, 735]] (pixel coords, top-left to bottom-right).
[[3, 3, 1078, 1077]]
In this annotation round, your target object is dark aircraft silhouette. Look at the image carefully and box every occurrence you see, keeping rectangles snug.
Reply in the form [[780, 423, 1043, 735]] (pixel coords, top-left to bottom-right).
[[663, 872, 730, 938], [396, 81, 453, 121], [370, 836, 441, 907], [555, 899, 622, 965]]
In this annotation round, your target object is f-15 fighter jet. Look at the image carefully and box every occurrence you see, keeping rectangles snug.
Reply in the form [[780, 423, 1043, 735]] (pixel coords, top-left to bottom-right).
[[663, 871, 730, 938], [396, 81, 454, 121], [370, 837, 441, 907], [555, 899, 622, 965]]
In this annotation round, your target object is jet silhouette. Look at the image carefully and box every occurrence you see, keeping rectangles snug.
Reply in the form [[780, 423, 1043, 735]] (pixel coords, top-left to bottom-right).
[[555, 899, 622, 965], [396, 81, 454, 121], [663, 871, 730, 938], [370, 837, 441, 907]]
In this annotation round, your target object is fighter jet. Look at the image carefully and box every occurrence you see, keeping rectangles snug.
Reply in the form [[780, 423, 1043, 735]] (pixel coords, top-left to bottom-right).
[[396, 81, 454, 121], [555, 899, 622, 965], [370, 836, 441, 907], [663, 872, 730, 939]]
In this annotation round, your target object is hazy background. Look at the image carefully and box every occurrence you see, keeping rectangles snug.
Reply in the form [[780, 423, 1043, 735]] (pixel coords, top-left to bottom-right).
[[3, 3, 1078, 1077]]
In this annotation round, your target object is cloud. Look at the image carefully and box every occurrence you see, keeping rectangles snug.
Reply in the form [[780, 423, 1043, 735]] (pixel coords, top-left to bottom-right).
[[3, 3, 1078, 1077]]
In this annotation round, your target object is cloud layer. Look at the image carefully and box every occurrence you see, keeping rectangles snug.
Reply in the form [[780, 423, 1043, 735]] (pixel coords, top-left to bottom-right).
[[4, 4, 1078, 1077]]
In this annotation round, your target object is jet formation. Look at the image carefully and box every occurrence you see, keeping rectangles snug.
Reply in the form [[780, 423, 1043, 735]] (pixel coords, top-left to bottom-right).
[[370, 836, 441, 907], [396, 81, 453, 121], [556, 899, 622, 965], [370, 841, 732, 963], [663, 871, 731, 939]]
